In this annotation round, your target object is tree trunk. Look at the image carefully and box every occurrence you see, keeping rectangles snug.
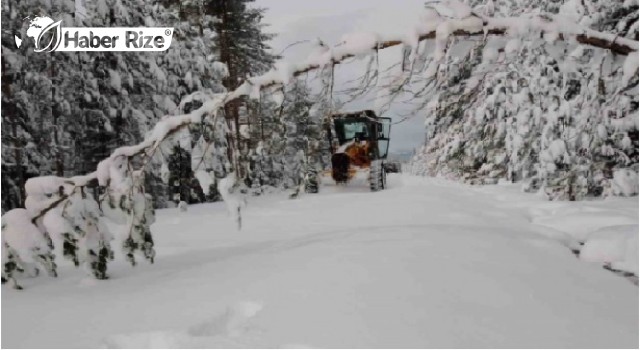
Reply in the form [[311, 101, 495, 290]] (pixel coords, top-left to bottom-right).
[[50, 55, 64, 177], [216, 0, 245, 178]]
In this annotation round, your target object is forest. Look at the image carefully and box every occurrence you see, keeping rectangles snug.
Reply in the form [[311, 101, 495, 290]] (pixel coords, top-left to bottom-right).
[[2, 0, 638, 216]]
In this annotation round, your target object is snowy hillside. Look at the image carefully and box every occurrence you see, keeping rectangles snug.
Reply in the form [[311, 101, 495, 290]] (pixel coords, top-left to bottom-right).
[[3, 175, 637, 348]]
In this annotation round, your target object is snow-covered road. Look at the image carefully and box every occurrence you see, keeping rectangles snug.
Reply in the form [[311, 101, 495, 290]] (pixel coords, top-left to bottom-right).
[[2, 175, 638, 348]]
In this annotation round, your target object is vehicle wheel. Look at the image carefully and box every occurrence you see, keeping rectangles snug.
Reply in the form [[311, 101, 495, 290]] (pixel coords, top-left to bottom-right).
[[331, 153, 350, 184], [381, 165, 387, 189], [369, 160, 384, 192]]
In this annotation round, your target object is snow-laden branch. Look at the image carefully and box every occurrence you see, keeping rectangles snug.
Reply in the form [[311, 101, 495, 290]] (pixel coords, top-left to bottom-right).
[[228, 12, 637, 96]]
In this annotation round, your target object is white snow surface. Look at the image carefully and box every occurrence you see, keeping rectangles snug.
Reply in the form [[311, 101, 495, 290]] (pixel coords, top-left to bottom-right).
[[580, 225, 639, 275], [2, 175, 638, 348]]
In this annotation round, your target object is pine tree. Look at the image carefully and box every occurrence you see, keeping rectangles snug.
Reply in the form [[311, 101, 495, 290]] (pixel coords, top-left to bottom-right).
[[246, 95, 286, 192], [205, 0, 277, 178], [240, 78, 329, 195], [1, 0, 60, 212], [1, 0, 233, 284], [167, 145, 206, 204], [410, 0, 638, 200], [281, 80, 325, 194]]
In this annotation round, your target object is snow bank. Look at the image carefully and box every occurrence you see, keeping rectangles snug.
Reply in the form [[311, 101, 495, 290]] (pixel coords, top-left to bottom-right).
[[533, 210, 637, 241], [477, 178, 638, 277], [580, 225, 639, 275]]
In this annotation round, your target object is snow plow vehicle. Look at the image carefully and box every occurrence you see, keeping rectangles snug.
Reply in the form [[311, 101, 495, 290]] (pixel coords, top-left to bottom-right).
[[322, 110, 391, 191]]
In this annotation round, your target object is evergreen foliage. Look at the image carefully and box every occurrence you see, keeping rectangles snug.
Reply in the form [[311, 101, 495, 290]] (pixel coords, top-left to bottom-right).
[[410, 0, 639, 200]]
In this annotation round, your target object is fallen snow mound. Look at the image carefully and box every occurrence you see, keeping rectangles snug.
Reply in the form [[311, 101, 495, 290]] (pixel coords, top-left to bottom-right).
[[580, 225, 639, 275]]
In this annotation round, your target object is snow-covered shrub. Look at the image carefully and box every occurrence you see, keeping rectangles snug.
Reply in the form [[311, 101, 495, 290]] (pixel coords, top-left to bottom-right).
[[610, 169, 639, 196], [64, 192, 114, 279], [120, 183, 157, 266], [28, 176, 115, 280], [1, 209, 57, 289], [98, 157, 160, 269]]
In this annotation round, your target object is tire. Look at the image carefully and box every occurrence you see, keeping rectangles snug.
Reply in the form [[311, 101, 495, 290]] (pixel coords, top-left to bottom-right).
[[381, 165, 387, 189], [369, 160, 386, 192], [331, 153, 350, 184]]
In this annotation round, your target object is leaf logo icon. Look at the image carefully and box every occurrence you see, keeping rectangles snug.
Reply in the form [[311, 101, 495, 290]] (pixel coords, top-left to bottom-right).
[[34, 20, 62, 53]]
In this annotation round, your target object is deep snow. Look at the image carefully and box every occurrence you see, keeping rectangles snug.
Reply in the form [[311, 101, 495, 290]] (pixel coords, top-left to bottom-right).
[[2, 174, 638, 348]]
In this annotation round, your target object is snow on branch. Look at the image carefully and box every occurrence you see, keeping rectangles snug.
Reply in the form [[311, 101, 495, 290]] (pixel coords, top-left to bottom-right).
[[228, 11, 637, 99], [485, 15, 638, 55]]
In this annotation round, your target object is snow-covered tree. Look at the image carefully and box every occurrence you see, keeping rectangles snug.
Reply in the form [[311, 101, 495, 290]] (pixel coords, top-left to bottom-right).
[[2, 208, 57, 289], [410, 0, 638, 200], [206, 0, 277, 178]]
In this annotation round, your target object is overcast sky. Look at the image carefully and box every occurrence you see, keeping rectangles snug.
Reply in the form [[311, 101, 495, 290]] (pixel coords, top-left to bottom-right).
[[255, 0, 428, 153]]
